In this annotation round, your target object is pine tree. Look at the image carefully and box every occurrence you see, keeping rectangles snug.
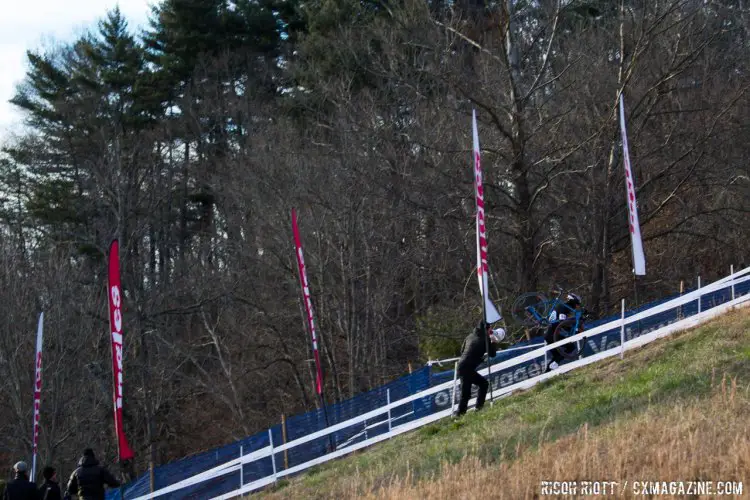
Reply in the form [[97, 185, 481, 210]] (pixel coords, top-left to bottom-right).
[[7, 8, 153, 254]]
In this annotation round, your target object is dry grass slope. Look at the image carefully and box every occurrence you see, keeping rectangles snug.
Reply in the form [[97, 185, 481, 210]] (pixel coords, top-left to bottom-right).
[[358, 378, 749, 499], [258, 308, 750, 499]]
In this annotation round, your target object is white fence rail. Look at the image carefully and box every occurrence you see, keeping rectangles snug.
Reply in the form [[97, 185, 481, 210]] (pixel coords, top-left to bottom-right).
[[132, 267, 750, 500]]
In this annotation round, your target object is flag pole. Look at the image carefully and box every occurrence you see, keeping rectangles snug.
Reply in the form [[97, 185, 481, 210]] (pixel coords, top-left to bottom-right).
[[619, 93, 646, 332], [481, 268, 493, 406], [633, 271, 642, 336], [320, 391, 333, 452], [292, 209, 334, 451], [472, 110, 494, 407], [477, 213, 493, 407]]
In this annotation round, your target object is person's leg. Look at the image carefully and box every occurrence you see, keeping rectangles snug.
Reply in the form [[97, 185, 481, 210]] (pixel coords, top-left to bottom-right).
[[473, 371, 489, 411], [544, 323, 556, 344], [551, 345, 564, 363], [544, 324, 562, 371], [457, 373, 472, 415]]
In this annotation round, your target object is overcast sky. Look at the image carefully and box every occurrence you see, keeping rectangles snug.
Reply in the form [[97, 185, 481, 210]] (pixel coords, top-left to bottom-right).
[[0, 0, 153, 146]]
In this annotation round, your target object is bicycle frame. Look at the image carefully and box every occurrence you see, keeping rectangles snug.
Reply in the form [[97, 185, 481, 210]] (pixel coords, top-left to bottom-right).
[[513, 290, 587, 360], [525, 295, 579, 327]]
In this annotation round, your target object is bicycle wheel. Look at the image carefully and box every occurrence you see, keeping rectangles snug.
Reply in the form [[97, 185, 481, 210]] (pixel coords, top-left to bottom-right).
[[511, 292, 549, 327], [553, 319, 583, 360]]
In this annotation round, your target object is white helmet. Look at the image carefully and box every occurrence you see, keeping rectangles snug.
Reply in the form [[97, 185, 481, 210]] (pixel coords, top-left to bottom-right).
[[490, 328, 506, 343]]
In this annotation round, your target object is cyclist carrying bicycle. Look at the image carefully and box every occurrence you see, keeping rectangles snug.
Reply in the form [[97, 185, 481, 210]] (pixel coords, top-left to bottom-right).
[[544, 293, 582, 372]]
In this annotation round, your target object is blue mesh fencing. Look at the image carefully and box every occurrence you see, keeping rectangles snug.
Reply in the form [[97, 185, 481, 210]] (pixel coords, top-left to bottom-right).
[[107, 273, 748, 499], [106, 366, 430, 499]]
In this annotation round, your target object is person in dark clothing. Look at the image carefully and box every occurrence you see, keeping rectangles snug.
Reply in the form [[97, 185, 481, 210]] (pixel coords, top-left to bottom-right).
[[64, 449, 119, 500], [3, 461, 40, 500], [38, 467, 61, 500], [455, 319, 505, 416], [544, 293, 582, 372]]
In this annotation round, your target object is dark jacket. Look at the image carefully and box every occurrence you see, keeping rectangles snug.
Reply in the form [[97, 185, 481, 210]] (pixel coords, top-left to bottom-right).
[[4, 473, 40, 500], [65, 456, 119, 500], [38, 480, 61, 500], [457, 323, 497, 375], [548, 300, 579, 325]]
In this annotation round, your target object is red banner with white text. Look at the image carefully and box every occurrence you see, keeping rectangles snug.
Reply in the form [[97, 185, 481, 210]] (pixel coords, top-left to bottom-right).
[[107, 239, 135, 461], [292, 209, 324, 396]]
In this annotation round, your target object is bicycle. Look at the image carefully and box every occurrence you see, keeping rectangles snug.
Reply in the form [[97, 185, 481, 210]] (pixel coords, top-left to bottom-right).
[[511, 288, 590, 360], [511, 285, 571, 327]]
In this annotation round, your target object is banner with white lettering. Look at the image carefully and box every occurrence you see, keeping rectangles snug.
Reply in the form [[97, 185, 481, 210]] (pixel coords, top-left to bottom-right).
[[107, 239, 135, 461], [292, 209, 324, 396], [619, 95, 647, 275], [31, 312, 43, 480], [472, 110, 502, 323]]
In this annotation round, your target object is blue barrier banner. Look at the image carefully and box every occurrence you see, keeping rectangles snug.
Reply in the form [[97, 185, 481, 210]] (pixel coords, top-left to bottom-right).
[[107, 366, 431, 499]]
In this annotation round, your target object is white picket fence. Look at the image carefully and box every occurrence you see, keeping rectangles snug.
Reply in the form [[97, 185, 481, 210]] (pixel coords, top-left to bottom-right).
[[133, 266, 750, 500]]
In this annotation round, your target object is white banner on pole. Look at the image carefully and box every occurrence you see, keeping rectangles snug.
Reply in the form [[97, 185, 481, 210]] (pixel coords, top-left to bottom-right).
[[31, 312, 44, 479], [619, 94, 647, 275], [472, 110, 502, 323]]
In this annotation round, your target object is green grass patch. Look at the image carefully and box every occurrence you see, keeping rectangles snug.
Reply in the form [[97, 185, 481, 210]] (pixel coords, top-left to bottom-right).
[[259, 309, 750, 499]]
